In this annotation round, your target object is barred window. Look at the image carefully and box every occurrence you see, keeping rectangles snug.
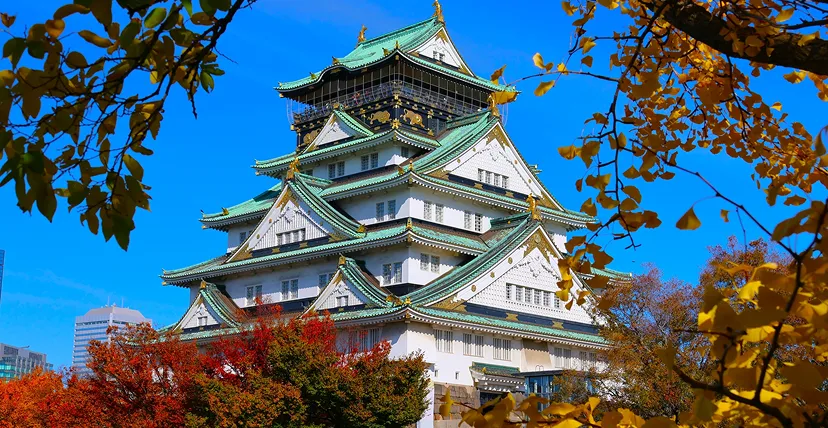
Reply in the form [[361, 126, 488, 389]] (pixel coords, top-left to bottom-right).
[[430, 256, 440, 273], [246, 285, 262, 306], [502, 176, 509, 189], [387, 200, 396, 220], [360, 328, 381, 351], [318, 273, 335, 287], [336, 296, 349, 307], [493, 338, 511, 360], [435, 204, 444, 223], [474, 213, 483, 232], [361, 155, 370, 171], [554, 294, 561, 309], [515, 286, 523, 302], [382, 264, 392, 284], [328, 163, 336, 179], [478, 169, 485, 182], [376, 202, 385, 222], [370, 152, 379, 168], [424, 201, 433, 220], [463, 333, 484, 357], [436, 330, 453, 353], [401, 146, 410, 157], [534, 289, 541, 305], [337, 161, 345, 176], [464, 211, 472, 229], [393, 262, 403, 283], [420, 253, 430, 271], [506, 284, 511, 300], [543, 291, 551, 306]]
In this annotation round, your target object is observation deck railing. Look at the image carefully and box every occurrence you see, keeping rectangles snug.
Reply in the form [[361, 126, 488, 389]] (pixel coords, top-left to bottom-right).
[[287, 81, 485, 125]]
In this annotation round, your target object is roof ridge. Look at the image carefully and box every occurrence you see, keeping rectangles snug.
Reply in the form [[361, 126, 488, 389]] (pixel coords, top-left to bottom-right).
[[357, 17, 439, 47]]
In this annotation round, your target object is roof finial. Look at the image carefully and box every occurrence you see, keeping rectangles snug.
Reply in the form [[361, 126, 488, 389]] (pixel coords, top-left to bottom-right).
[[406, 218, 413, 230], [221, 207, 229, 215], [357, 24, 367, 46], [358, 224, 366, 233], [332, 56, 340, 65], [487, 93, 501, 118], [200, 280, 207, 289], [527, 195, 542, 220], [433, 0, 444, 23], [338, 254, 347, 266], [286, 156, 300, 180]]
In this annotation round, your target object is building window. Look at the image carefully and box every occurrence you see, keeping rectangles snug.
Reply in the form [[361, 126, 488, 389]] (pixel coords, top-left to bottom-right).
[[318, 273, 335, 288], [281, 279, 299, 301], [493, 338, 511, 361], [278, 229, 306, 245], [197, 316, 207, 327], [515, 286, 523, 302], [420, 253, 430, 271], [424, 201, 433, 220], [502, 176, 509, 189], [464, 211, 472, 229], [387, 200, 396, 219], [360, 328, 381, 351], [376, 202, 385, 221], [435, 203, 444, 223], [246, 285, 262, 306], [474, 213, 483, 232], [485, 171, 492, 184], [579, 351, 589, 370], [329, 161, 345, 178], [554, 347, 564, 368], [478, 169, 484, 182], [336, 295, 349, 308], [370, 152, 378, 168], [564, 349, 572, 369], [400, 146, 409, 157], [494, 173, 501, 187], [534, 289, 541, 305], [436, 330, 453, 353], [239, 231, 246, 243], [506, 284, 511, 300], [433, 50, 445, 61], [463, 333, 484, 357], [361, 155, 370, 171], [383, 263, 403, 284], [554, 294, 561, 309], [543, 291, 551, 306], [430, 255, 440, 273], [524, 288, 532, 303]]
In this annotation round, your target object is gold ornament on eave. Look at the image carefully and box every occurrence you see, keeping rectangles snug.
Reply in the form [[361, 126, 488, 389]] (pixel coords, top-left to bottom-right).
[[286, 157, 300, 180], [357, 24, 367, 45], [433, 0, 444, 23], [527, 195, 542, 220]]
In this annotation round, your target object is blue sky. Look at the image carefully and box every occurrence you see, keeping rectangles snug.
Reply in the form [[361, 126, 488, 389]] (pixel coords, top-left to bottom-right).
[[0, 0, 823, 369]]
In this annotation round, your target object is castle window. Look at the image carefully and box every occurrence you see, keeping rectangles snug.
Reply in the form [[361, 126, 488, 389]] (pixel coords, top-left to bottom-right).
[[435, 203, 444, 223], [493, 338, 511, 361], [554, 294, 561, 309], [360, 328, 381, 352], [336, 295, 349, 308], [420, 253, 429, 271], [485, 171, 492, 184], [430, 255, 440, 273], [370, 152, 379, 168], [515, 286, 523, 302], [387, 199, 396, 219], [281, 279, 298, 300], [400, 146, 410, 157], [361, 155, 370, 171], [543, 291, 551, 306], [435, 329, 453, 353], [246, 285, 262, 306], [329, 161, 345, 178], [502, 176, 509, 189], [432, 50, 445, 61], [463, 333, 484, 357], [239, 231, 246, 243], [383, 262, 403, 285], [464, 211, 472, 229], [494, 173, 501, 187], [506, 284, 511, 300], [524, 288, 532, 303], [474, 213, 483, 232], [375, 202, 385, 222], [534, 289, 541, 305], [478, 169, 484, 182], [424, 201, 433, 220], [337, 161, 345, 176], [198, 316, 207, 327], [318, 273, 335, 288]]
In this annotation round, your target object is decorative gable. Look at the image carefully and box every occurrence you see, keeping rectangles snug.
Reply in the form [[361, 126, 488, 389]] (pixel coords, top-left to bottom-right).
[[303, 111, 372, 152], [171, 282, 243, 331], [437, 123, 563, 210], [306, 258, 390, 313], [242, 187, 331, 253], [433, 225, 593, 324], [409, 28, 471, 73], [313, 272, 371, 311], [181, 301, 220, 329]]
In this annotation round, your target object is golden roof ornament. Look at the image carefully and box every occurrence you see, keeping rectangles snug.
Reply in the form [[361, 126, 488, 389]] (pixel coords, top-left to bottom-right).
[[332, 56, 340, 65], [407, 161, 414, 172], [527, 195, 542, 220], [406, 218, 413, 230], [221, 207, 229, 215], [487, 93, 501, 118], [357, 224, 366, 233], [286, 156, 300, 180], [200, 280, 207, 289], [338, 255, 347, 266], [433, 0, 444, 23], [357, 24, 367, 45], [395, 40, 400, 49]]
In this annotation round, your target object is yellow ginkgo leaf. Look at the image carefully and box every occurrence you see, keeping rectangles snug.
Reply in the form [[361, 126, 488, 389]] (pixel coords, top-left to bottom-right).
[[676, 206, 701, 230], [720, 209, 729, 223], [438, 390, 454, 419], [581, 55, 593, 67], [534, 81, 555, 96], [771, 102, 782, 111], [561, 1, 578, 16], [490, 65, 507, 83], [581, 38, 596, 54], [533, 52, 545, 70], [776, 8, 794, 22]]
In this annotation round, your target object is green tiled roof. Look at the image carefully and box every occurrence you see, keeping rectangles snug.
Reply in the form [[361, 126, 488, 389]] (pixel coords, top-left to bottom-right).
[[200, 183, 282, 227], [277, 17, 511, 92], [338, 258, 392, 307], [326, 306, 403, 322], [199, 283, 244, 327], [418, 307, 607, 344], [163, 221, 490, 283], [471, 362, 520, 376], [288, 174, 363, 239]]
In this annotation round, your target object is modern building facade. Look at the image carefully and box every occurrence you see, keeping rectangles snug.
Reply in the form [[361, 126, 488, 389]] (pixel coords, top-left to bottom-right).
[[159, 4, 627, 426], [0, 343, 53, 381], [72, 305, 151, 376]]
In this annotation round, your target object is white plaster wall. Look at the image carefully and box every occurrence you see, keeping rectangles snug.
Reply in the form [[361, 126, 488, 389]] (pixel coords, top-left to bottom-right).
[[303, 144, 406, 179], [222, 260, 339, 308], [410, 187, 507, 233], [180, 302, 219, 329], [406, 244, 465, 285], [188, 285, 200, 304], [336, 186, 411, 225], [544, 223, 568, 254], [359, 246, 411, 286], [315, 278, 369, 310], [225, 222, 257, 253], [413, 34, 464, 69]]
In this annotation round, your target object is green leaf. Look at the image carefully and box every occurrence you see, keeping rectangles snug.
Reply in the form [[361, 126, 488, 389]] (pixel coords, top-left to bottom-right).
[[36, 188, 57, 221], [78, 30, 112, 48], [119, 21, 141, 47], [111, 213, 133, 250], [190, 12, 212, 25], [200, 70, 214, 92], [2, 38, 26, 67], [182, 0, 194, 16], [200, 0, 216, 15], [144, 7, 167, 28], [208, 0, 231, 11], [89, 0, 113, 26], [66, 51, 88, 69]]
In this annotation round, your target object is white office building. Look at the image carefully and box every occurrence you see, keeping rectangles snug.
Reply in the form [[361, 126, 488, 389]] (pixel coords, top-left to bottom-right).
[[72, 305, 151, 376]]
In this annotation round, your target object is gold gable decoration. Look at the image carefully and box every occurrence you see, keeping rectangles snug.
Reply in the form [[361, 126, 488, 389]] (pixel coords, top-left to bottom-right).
[[527, 195, 542, 220], [338, 254, 347, 266], [523, 229, 556, 263]]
